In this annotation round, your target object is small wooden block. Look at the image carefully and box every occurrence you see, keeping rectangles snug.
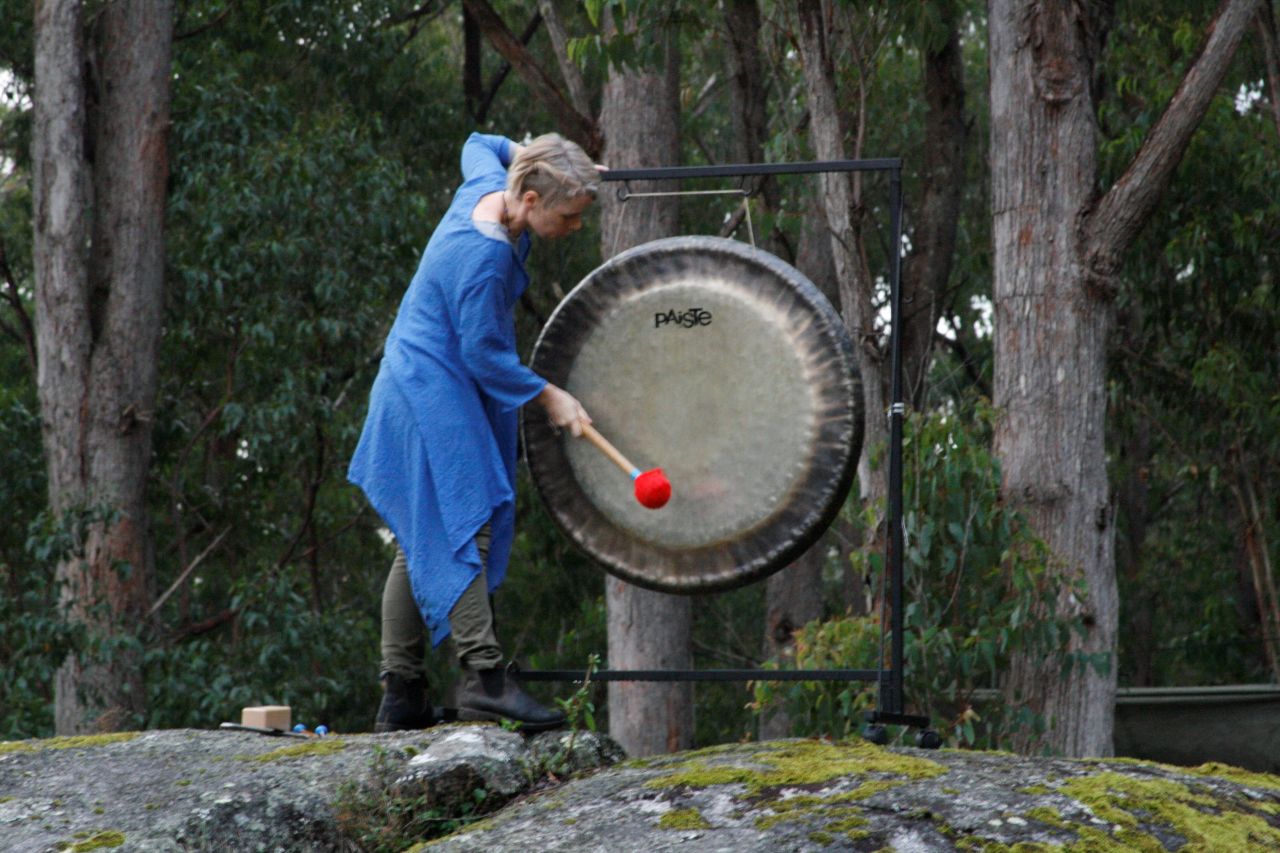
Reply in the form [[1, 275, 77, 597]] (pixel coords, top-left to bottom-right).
[[241, 705, 291, 730]]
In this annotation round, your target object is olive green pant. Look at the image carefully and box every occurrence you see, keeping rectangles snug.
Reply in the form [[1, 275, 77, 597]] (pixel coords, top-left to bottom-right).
[[380, 526, 503, 678]]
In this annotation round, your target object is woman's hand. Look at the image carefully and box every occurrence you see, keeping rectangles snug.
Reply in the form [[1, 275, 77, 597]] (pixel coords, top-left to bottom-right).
[[536, 383, 592, 437]]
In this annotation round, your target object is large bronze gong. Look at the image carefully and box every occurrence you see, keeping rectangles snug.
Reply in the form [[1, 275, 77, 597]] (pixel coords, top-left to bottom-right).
[[524, 236, 861, 594]]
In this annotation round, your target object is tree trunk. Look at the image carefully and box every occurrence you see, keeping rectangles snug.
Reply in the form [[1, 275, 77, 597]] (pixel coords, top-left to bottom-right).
[[462, 0, 600, 156], [1232, 460, 1280, 682], [721, 0, 823, 737], [990, 0, 1259, 756], [34, 0, 173, 734], [758, 543, 825, 739], [794, 0, 886, 516], [1261, 3, 1280, 142], [463, 6, 483, 119], [722, 0, 784, 225], [901, 18, 967, 408], [537, 0, 592, 118], [722, 0, 768, 167], [754, 195, 851, 737], [601, 34, 691, 757]]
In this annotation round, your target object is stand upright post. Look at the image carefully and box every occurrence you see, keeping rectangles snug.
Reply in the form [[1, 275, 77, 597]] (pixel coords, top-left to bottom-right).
[[888, 168, 906, 715], [862, 166, 931, 738]]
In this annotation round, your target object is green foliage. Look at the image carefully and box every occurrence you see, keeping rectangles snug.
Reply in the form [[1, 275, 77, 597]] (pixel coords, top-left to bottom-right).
[[0, 27, 45, 738], [1098, 0, 1280, 686], [753, 405, 1081, 750], [540, 653, 603, 777], [333, 746, 492, 852], [555, 652, 600, 733], [143, 569, 379, 734], [567, 0, 706, 72]]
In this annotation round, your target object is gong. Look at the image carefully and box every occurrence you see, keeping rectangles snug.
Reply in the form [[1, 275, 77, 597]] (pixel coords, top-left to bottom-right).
[[524, 236, 861, 594]]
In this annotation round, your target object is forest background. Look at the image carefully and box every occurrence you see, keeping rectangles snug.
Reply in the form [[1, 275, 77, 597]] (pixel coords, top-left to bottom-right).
[[0, 0, 1277, 757]]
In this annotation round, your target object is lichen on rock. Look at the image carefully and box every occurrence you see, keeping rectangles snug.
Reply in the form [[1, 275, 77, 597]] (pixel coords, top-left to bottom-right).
[[429, 738, 1280, 852], [0, 726, 624, 852], [6, 729, 1280, 851]]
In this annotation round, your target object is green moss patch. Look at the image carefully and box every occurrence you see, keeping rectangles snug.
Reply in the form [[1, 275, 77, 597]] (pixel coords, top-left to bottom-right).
[[658, 808, 711, 830], [956, 841, 1057, 852], [48, 733, 139, 750], [1188, 762, 1280, 793], [242, 737, 347, 762], [2, 733, 139, 756], [646, 739, 946, 796], [1056, 770, 1280, 851], [1023, 805, 1067, 829], [640, 739, 946, 844], [60, 830, 125, 851]]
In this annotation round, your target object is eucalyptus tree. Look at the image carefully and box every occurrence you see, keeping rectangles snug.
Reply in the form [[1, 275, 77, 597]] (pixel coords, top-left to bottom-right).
[[989, 0, 1263, 756], [31, 0, 174, 734], [791, 0, 971, 554], [1106, 2, 1280, 689]]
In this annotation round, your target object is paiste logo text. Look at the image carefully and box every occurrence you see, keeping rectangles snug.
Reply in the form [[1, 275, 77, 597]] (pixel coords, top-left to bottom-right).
[[654, 308, 713, 329]]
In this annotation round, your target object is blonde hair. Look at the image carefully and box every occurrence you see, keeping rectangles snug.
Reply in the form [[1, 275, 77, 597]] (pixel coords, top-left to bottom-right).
[[507, 133, 599, 208]]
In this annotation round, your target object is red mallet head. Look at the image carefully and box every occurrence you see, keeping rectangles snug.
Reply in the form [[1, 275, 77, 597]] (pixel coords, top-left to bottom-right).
[[634, 468, 672, 509]]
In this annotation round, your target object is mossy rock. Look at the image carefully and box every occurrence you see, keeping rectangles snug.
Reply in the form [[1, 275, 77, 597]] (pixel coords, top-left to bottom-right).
[[428, 738, 1280, 852], [0, 726, 624, 853]]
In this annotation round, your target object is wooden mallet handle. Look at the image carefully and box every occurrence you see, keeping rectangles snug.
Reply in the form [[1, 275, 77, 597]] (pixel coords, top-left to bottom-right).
[[577, 423, 672, 509], [580, 423, 640, 477]]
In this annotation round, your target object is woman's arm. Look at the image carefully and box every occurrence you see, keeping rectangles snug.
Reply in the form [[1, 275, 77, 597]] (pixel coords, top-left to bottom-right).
[[534, 383, 592, 437], [460, 133, 516, 181], [454, 273, 547, 409]]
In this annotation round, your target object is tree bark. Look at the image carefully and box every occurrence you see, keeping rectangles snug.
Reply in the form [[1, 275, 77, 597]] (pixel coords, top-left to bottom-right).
[[462, 0, 600, 156], [990, 0, 1260, 757], [537, 0, 592, 118], [463, 6, 483, 118], [901, 18, 967, 408], [1082, 0, 1264, 285], [601, 32, 691, 757], [794, 0, 885, 515], [1260, 3, 1280, 142], [723, 0, 768, 167], [1231, 458, 1280, 682], [758, 543, 825, 739], [721, 0, 823, 738], [34, 0, 173, 734]]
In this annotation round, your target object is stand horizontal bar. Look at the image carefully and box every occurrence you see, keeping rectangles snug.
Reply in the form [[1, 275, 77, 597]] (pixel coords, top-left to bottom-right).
[[514, 668, 884, 683], [865, 710, 931, 728], [601, 159, 902, 182]]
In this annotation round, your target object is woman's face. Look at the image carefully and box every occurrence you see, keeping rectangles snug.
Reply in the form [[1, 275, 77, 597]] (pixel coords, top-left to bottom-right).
[[527, 193, 594, 240]]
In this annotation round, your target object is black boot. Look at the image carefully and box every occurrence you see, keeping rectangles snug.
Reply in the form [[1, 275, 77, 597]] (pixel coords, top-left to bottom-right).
[[374, 672, 436, 732], [455, 662, 566, 733]]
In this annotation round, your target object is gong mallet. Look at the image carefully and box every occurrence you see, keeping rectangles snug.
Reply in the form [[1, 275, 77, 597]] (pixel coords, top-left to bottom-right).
[[578, 423, 672, 509]]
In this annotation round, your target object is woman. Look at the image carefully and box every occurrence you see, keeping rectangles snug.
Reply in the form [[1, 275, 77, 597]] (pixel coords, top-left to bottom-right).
[[348, 132, 597, 732]]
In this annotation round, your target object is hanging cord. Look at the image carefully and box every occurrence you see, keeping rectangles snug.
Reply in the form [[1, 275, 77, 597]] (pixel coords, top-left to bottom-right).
[[610, 184, 756, 258]]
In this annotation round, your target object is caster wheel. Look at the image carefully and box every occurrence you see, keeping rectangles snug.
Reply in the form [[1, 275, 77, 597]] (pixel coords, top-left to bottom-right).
[[916, 729, 942, 749], [863, 724, 889, 745]]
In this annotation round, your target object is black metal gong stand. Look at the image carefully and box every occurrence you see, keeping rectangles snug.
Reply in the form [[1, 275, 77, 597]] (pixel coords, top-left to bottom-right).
[[516, 159, 935, 746]]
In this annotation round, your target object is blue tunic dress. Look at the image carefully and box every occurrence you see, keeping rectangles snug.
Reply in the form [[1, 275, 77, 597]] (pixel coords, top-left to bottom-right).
[[348, 133, 548, 646]]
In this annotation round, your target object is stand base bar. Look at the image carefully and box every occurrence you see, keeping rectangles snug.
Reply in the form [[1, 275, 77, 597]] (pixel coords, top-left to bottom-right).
[[865, 710, 931, 728], [515, 668, 884, 683]]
